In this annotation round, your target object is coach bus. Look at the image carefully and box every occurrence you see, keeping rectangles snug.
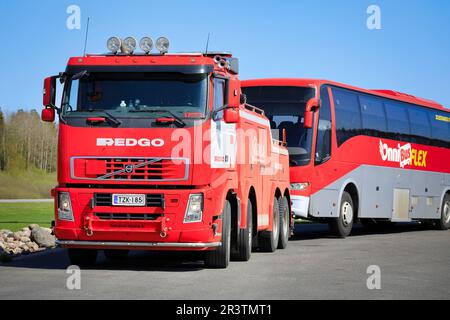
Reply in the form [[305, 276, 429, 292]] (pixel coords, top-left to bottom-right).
[[242, 79, 450, 237]]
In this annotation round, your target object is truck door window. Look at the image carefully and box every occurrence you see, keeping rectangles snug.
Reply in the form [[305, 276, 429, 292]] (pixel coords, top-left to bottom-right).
[[213, 78, 226, 119], [315, 86, 332, 165]]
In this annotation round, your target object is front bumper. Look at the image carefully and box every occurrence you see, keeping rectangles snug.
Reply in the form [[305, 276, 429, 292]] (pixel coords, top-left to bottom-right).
[[53, 186, 221, 249]]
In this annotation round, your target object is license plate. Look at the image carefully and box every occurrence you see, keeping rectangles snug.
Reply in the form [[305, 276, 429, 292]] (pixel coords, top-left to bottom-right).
[[112, 194, 146, 206]]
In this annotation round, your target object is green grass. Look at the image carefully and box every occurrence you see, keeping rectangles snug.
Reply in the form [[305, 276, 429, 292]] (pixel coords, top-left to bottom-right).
[[0, 202, 54, 231], [0, 169, 56, 199]]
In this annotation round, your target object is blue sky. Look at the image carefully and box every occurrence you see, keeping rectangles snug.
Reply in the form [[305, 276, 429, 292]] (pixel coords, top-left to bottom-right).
[[0, 0, 449, 112]]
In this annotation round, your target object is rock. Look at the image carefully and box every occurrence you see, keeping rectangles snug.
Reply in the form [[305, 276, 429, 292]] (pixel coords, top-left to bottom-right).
[[6, 242, 17, 250], [29, 224, 40, 230], [21, 229, 31, 238], [6, 237, 14, 243], [12, 247, 22, 255], [6, 232, 15, 238], [22, 227, 30, 232], [31, 227, 56, 248], [1, 229, 12, 236], [13, 232, 23, 241], [20, 237, 30, 243]]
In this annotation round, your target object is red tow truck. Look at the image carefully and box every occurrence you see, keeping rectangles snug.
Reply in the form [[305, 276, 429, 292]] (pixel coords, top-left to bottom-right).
[[42, 36, 292, 268]]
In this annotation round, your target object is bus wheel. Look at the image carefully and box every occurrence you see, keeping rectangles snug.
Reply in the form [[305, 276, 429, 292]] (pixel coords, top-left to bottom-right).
[[205, 200, 231, 268], [436, 194, 450, 230], [329, 191, 354, 238], [104, 249, 129, 261], [259, 197, 280, 252], [278, 197, 290, 249], [232, 199, 253, 261], [68, 249, 98, 267]]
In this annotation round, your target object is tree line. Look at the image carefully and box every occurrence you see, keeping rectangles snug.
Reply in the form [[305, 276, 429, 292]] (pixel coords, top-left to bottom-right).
[[0, 108, 57, 173]]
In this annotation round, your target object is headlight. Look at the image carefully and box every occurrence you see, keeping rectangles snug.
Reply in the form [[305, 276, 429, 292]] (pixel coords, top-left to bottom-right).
[[291, 182, 310, 191], [122, 37, 137, 54], [58, 192, 74, 221], [184, 194, 203, 223], [155, 37, 170, 54], [139, 37, 153, 54], [107, 36, 121, 54]]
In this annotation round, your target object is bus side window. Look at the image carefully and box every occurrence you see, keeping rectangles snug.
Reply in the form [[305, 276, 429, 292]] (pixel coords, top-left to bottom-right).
[[332, 88, 362, 146], [429, 111, 450, 148], [408, 105, 432, 145], [386, 103, 411, 142], [315, 86, 332, 164], [359, 95, 387, 137]]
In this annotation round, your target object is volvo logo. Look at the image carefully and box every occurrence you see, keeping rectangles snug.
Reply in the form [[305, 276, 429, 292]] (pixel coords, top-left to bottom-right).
[[124, 164, 134, 174]]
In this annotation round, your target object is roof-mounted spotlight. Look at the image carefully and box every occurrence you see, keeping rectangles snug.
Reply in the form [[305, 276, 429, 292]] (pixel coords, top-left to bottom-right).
[[122, 37, 137, 54], [156, 37, 170, 54], [139, 37, 153, 54], [107, 36, 122, 54]]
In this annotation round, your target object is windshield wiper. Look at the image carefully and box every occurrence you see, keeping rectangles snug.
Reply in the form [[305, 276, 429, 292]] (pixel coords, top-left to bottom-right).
[[129, 109, 186, 127], [86, 109, 122, 127]]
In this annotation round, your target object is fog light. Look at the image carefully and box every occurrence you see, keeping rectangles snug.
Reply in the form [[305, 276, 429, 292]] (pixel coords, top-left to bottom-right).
[[184, 194, 203, 223], [58, 192, 74, 221]]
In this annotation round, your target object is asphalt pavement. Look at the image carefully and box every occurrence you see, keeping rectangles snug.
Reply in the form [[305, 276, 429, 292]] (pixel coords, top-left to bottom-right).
[[0, 223, 449, 300]]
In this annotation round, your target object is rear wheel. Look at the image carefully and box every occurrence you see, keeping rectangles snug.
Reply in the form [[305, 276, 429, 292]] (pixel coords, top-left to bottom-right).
[[329, 191, 354, 238], [67, 249, 98, 267], [232, 200, 253, 261], [104, 249, 129, 261], [435, 194, 450, 230], [278, 197, 290, 249], [205, 200, 231, 268], [259, 197, 280, 252]]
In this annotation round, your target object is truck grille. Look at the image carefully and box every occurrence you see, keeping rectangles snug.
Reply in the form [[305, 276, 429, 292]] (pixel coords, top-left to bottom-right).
[[71, 157, 188, 181], [95, 213, 162, 221], [94, 193, 165, 208]]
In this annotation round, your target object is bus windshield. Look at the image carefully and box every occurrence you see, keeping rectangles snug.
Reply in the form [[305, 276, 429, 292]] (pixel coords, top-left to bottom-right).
[[62, 72, 208, 118], [243, 86, 316, 166]]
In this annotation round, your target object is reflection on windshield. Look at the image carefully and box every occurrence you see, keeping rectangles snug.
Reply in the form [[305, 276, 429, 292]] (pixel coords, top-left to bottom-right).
[[63, 73, 208, 118], [242, 86, 316, 166]]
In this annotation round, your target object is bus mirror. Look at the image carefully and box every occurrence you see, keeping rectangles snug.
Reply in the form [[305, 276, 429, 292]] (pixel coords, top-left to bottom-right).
[[43, 76, 57, 108], [41, 108, 55, 122], [304, 98, 320, 129], [224, 107, 239, 124]]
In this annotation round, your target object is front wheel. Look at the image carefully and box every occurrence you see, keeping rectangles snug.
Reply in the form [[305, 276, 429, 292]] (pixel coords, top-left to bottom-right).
[[67, 249, 98, 267], [329, 191, 354, 238], [435, 194, 450, 230], [205, 200, 231, 268], [259, 197, 280, 252]]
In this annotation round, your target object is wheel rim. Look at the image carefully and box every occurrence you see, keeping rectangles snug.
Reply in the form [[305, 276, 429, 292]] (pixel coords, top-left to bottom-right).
[[282, 204, 289, 235], [272, 206, 279, 241], [248, 214, 252, 249], [341, 201, 353, 226], [444, 201, 450, 224]]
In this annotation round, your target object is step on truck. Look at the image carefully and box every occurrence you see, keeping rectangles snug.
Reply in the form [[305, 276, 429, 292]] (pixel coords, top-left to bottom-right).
[[41, 36, 292, 268]]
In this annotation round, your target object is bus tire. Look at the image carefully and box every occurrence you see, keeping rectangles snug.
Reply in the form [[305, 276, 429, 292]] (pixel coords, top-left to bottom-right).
[[278, 196, 290, 249], [68, 249, 98, 267], [329, 191, 354, 238], [259, 197, 280, 252], [104, 249, 129, 261], [205, 200, 231, 268], [232, 200, 253, 261], [436, 194, 450, 230]]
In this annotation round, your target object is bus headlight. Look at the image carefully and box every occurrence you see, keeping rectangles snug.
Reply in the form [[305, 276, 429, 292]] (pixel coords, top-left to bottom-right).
[[291, 182, 310, 191], [139, 37, 153, 54], [184, 194, 203, 223], [58, 192, 74, 221], [155, 37, 170, 54], [122, 37, 137, 54], [107, 36, 121, 54]]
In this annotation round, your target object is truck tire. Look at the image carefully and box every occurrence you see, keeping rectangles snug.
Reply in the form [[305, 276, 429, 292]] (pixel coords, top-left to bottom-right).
[[278, 196, 290, 249], [232, 200, 253, 261], [104, 249, 129, 261], [329, 191, 354, 238], [435, 194, 450, 230], [259, 197, 280, 252], [68, 249, 98, 267], [205, 200, 231, 268]]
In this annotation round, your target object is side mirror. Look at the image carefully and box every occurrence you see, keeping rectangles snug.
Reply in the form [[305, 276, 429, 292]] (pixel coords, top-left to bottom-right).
[[224, 107, 239, 124], [43, 76, 57, 108], [304, 97, 320, 129], [41, 108, 55, 122], [228, 80, 240, 108]]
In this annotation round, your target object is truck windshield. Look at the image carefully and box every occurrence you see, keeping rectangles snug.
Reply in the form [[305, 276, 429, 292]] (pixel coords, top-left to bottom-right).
[[242, 86, 316, 166], [62, 72, 208, 118]]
